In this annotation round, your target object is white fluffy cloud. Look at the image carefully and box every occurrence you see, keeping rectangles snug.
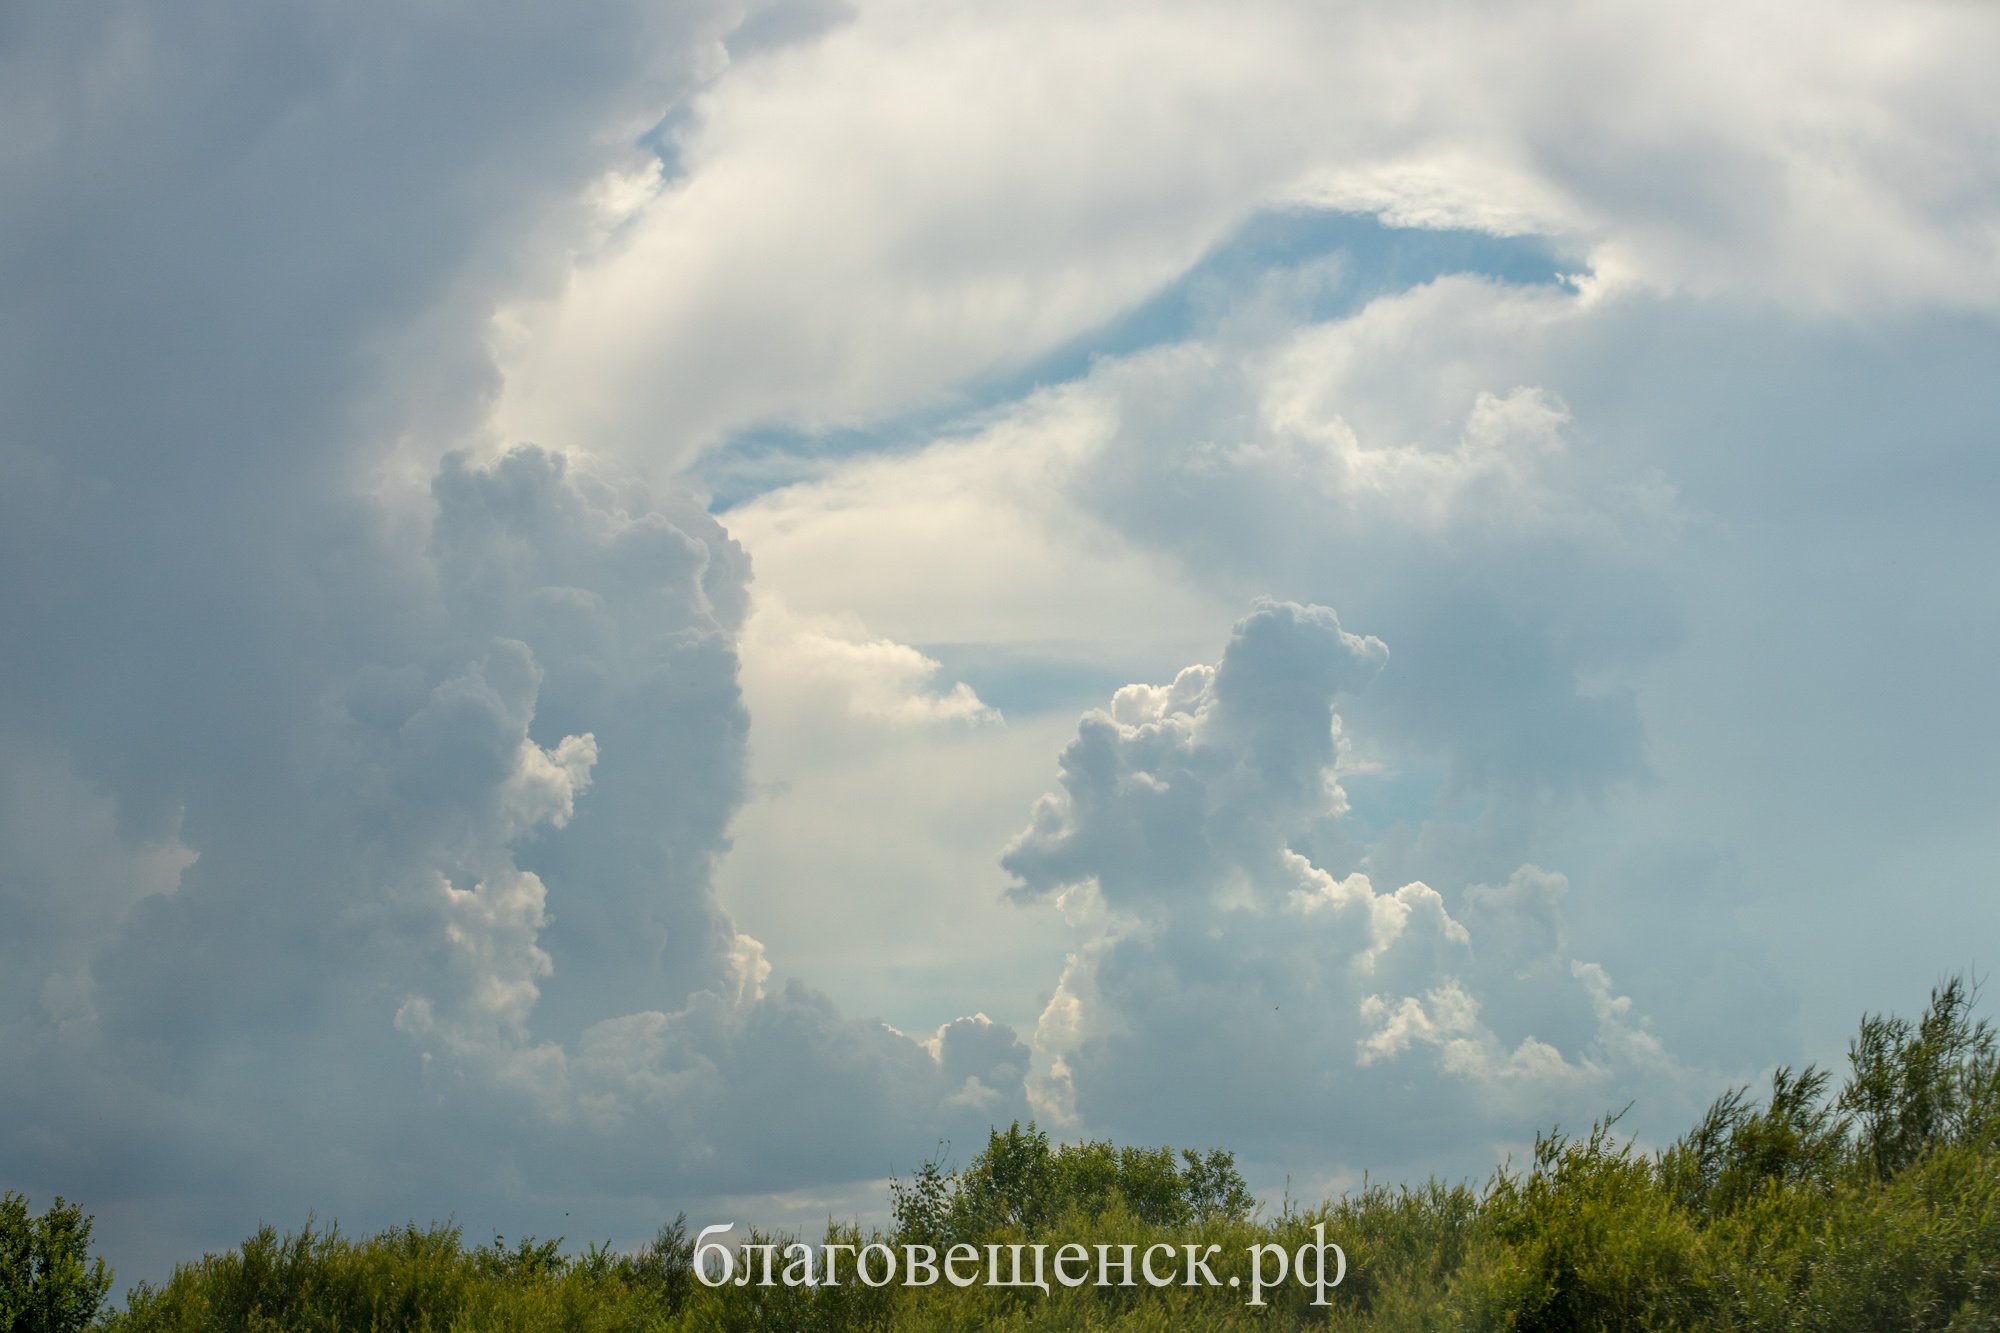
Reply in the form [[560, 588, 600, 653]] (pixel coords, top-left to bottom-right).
[[1008, 601, 1691, 1175]]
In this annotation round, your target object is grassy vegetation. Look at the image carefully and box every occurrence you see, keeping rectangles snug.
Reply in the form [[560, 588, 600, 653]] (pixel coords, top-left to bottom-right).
[[12, 975, 2000, 1329]]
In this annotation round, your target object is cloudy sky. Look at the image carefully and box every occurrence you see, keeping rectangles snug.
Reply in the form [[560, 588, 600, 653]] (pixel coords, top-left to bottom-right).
[[5, 0, 1999, 1286]]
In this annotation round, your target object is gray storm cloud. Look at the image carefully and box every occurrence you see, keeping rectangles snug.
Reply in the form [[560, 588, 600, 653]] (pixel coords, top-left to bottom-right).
[[0, 0, 1026, 1278], [0, 437, 1034, 1271]]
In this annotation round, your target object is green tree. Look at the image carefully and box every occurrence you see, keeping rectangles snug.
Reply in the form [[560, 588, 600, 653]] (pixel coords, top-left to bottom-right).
[[887, 1146, 957, 1250], [892, 1121, 1255, 1246], [952, 1120, 1055, 1236], [0, 1192, 113, 1333], [620, 1212, 699, 1313]]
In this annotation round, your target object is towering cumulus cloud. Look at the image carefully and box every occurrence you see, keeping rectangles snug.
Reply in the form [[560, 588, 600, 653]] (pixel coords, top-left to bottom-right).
[[0, 0, 1027, 1276], [1008, 600, 1683, 1178], [1, 436, 1032, 1270]]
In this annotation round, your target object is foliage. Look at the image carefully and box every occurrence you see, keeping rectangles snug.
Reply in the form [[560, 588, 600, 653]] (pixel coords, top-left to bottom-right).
[[890, 1121, 1255, 1247], [1659, 1063, 1846, 1216], [1, 1192, 113, 1333], [1840, 974, 2000, 1180]]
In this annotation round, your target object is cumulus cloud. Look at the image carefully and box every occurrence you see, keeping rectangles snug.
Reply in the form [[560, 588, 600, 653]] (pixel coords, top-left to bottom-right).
[[723, 196, 2000, 1111], [1003, 600, 1387, 910], [0, 0, 1032, 1280], [1009, 601, 1692, 1175], [2, 433, 1034, 1274]]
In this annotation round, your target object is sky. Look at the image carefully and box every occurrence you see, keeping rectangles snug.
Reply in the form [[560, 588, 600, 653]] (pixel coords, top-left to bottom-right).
[[4, 0, 1999, 1289]]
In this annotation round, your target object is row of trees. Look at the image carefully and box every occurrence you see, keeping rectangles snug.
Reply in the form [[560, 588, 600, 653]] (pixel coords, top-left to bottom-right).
[[10, 975, 2000, 1328]]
